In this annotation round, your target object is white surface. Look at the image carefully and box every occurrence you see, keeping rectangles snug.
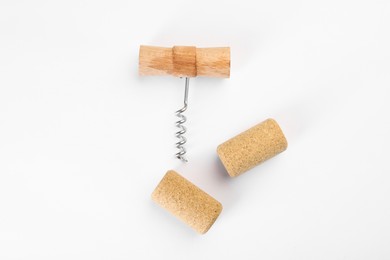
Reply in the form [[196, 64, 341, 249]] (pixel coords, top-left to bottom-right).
[[1, 0, 390, 259]]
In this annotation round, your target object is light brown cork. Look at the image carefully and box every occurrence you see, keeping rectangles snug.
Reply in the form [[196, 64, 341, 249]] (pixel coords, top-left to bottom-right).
[[217, 118, 288, 177], [139, 45, 230, 78], [151, 170, 222, 234]]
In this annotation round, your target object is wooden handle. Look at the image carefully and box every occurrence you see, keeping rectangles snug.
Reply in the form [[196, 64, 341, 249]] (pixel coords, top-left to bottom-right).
[[139, 45, 230, 78]]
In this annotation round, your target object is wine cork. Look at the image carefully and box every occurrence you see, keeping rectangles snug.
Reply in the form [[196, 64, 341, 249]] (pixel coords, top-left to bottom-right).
[[139, 45, 230, 78], [151, 170, 223, 234], [217, 118, 288, 177]]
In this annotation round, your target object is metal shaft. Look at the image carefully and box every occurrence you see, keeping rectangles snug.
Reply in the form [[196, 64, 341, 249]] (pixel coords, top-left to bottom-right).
[[175, 77, 190, 162]]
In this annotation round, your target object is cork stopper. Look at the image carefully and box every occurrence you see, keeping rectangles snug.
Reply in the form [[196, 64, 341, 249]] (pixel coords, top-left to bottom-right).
[[139, 45, 230, 78], [217, 118, 288, 177], [151, 170, 223, 234]]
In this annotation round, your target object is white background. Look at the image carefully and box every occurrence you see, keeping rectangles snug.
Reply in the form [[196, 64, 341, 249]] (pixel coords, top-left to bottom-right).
[[1, 0, 389, 259]]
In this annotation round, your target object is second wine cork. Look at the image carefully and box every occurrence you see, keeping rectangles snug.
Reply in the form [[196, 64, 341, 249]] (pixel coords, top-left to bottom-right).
[[217, 118, 288, 177], [151, 170, 222, 234]]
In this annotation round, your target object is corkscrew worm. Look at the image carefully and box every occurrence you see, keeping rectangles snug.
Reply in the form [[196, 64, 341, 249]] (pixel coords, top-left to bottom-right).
[[175, 77, 189, 162]]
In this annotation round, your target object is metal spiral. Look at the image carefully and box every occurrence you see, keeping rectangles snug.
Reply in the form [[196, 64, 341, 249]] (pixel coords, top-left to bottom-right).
[[175, 77, 190, 162]]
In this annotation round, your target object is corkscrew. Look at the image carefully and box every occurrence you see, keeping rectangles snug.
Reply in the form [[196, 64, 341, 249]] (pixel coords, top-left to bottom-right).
[[175, 77, 190, 161], [139, 45, 230, 162]]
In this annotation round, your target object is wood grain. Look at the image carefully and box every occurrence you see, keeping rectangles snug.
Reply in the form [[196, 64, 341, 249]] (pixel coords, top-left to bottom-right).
[[139, 45, 230, 78]]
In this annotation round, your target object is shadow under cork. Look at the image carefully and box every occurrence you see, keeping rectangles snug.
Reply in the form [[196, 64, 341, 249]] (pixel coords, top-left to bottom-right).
[[148, 199, 201, 237]]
